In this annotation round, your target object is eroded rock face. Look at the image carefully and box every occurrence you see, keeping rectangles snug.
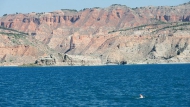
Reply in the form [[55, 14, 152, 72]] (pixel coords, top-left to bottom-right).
[[0, 32, 52, 66], [0, 45, 39, 65], [35, 54, 56, 66], [1, 4, 190, 34], [35, 54, 101, 66], [1, 2, 190, 65]]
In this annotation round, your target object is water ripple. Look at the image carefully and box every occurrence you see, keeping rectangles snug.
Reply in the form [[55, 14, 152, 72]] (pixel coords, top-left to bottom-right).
[[0, 65, 189, 106]]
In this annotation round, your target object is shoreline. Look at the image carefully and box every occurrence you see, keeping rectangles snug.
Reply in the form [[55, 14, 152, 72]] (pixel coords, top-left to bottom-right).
[[0, 62, 190, 67]]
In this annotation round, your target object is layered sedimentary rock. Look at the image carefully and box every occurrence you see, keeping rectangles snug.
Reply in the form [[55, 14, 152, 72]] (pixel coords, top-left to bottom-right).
[[1, 3, 190, 33], [0, 28, 53, 65], [1, 2, 190, 65]]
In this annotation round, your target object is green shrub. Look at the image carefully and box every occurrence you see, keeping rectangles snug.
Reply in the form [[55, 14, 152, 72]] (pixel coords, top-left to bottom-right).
[[3, 14, 7, 16], [61, 9, 77, 12]]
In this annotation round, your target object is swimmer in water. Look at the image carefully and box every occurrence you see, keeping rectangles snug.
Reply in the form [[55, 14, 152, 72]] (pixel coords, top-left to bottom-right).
[[140, 94, 144, 98]]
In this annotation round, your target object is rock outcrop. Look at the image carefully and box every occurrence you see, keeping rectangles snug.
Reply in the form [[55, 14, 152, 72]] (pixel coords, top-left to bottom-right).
[[1, 2, 190, 65], [35, 54, 101, 66], [35, 54, 56, 66]]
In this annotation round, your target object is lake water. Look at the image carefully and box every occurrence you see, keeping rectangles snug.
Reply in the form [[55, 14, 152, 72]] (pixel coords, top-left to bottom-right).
[[0, 64, 189, 106]]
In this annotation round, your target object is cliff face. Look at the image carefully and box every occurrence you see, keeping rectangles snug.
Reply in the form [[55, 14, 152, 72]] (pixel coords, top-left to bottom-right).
[[1, 2, 190, 65], [1, 3, 190, 33]]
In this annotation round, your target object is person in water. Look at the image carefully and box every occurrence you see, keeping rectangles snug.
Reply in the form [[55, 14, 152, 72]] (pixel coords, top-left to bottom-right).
[[140, 94, 144, 98]]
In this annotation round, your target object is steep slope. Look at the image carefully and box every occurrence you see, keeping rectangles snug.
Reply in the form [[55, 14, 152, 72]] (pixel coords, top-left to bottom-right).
[[0, 27, 53, 66]]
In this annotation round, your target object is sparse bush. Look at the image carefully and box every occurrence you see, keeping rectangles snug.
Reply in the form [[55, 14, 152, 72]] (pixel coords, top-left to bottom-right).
[[131, 8, 135, 10], [83, 8, 89, 11], [3, 14, 7, 16], [168, 33, 173, 36], [179, 27, 184, 30], [94, 7, 100, 9], [61, 9, 77, 12]]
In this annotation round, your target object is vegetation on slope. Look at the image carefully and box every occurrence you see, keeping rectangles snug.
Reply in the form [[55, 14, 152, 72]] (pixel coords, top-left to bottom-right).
[[0, 26, 28, 35], [108, 21, 190, 34]]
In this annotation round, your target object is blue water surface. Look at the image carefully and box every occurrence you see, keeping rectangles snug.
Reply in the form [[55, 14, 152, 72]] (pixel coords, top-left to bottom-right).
[[0, 64, 190, 106]]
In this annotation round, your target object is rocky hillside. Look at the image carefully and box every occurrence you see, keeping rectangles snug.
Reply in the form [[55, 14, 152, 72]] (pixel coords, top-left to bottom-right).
[[0, 2, 190, 65], [0, 27, 53, 66]]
